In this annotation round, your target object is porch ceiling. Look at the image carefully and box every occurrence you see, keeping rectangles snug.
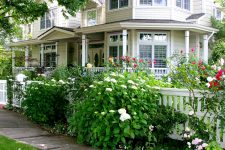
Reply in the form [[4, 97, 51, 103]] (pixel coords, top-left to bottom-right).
[[38, 26, 78, 41], [77, 19, 218, 34]]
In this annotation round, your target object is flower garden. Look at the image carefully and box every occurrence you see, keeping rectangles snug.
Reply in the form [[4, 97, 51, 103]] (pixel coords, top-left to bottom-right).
[[5, 51, 225, 150]]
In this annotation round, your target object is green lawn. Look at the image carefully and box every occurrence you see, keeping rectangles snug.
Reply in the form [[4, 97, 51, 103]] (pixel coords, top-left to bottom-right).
[[0, 135, 37, 150]]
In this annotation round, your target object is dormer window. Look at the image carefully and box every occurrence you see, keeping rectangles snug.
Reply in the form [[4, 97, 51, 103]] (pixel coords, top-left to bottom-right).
[[110, 0, 128, 10], [176, 0, 190, 11], [40, 8, 57, 30], [214, 8, 223, 20], [140, 0, 167, 6], [87, 10, 97, 26]]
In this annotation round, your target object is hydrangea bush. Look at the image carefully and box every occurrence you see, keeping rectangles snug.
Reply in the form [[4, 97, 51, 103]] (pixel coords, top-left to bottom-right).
[[68, 71, 186, 149]]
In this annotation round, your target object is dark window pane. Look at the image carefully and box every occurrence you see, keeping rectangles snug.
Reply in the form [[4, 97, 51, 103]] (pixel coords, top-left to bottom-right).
[[119, 0, 128, 8], [154, 45, 167, 68], [176, 0, 181, 7], [140, 0, 152, 5], [184, 0, 190, 10], [110, 0, 118, 9]]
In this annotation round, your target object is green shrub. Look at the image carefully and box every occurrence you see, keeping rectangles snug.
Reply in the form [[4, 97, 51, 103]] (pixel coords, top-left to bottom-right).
[[68, 71, 186, 149], [22, 80, 68, 126]]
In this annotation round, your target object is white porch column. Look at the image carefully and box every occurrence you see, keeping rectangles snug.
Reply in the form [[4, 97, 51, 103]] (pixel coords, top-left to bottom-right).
[[122, 29, 127, 57], [131, 29, 136, 57], [195, 34, 200, 60], [86, 39, 89, 63], [203, 34, 209, 63], [185, 30, 190, 60], [25, 46, 29, 68], [82, 35, 86, 67], [12, 49, 15, 75], [55, 42, 58, 66], [41, 44, 44, 67]]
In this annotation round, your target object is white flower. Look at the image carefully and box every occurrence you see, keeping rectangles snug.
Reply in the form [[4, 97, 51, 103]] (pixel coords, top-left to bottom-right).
[[51, 79, 56, 82], [59, 80, 65, 84], [98, 81, 103, 84], [89, 85, 95, 88], [189, 111, 194, 116], [219, 58, 224, 66], [187, 142, 191, 148], [106, 88, 113, 92], [207, 77, 213, 82], [149, 125, 154, 131], [109, 110, 115, 113], [218, 66, 221, 71], [131, 85, 138, 90], [101, 112, 106, 115], [87, 63, 93, 68], [94, 111, 98, 114], [110, 72, 117, 77], [202, 143, 208, 148], [118, 74, 125, 78], [223, 75, 225, 78], [118, 108, 126, 114], [211, 65, 217, 70], [198, 145, 203, 150], [110, 78, 117, 83], [183, 133, 188, 138], [104, 77, 111, 82], [121, 85, 127, 89], [206, 83, 210, 88], [128, 80, 135, 84], [185, 127, 190, 132], [119, 113, 131, 122], [84, 89, 87, 91]]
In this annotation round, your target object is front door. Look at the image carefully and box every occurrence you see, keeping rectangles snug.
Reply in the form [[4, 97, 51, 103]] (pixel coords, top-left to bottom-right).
[[88, 48, 102, 67]]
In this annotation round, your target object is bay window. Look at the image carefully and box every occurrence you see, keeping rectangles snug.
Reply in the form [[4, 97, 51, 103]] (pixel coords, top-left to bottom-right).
[[140, 0, 167, 6], [176, 0, 190, 10], [110, 0, 128, 10], [138, 32, 168, 68]]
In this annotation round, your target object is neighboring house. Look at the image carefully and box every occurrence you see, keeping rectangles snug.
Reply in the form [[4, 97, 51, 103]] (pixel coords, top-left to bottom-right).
[[10, 0, 221, 76]]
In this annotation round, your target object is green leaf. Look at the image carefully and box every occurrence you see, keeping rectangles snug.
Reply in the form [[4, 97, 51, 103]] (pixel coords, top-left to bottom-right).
[[113, 127, 120, 134]]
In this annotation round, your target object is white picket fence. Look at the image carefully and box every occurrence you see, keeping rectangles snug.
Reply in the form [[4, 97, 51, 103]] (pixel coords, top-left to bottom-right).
[[160, 88, 225, 148], [10, 81, 225, 148], [0, 80, 7, 104]]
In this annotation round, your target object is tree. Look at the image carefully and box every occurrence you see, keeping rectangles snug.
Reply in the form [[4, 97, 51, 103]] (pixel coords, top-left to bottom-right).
[[0, 0, 88, 44]]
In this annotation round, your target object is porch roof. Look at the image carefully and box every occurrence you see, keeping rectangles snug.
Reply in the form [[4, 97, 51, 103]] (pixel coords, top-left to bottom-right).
[[77, 19, 218, 34], [9, 39, 51, 47], [37, 26, 78, 40]]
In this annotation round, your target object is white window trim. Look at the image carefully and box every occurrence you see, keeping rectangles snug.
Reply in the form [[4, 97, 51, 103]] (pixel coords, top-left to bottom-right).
[[214, 8, 223, 21], [175, 0, 191, 11], [86, 9, 97, 26], [137, 32, 170, 68], [108, 0, 129, 11], [41, 44, 57, 67], [138, 0, 168, 7]]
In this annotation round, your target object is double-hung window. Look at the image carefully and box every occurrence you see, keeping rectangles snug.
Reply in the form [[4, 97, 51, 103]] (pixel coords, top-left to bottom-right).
[[41, 44, 57, 67], [139, 33, 168, 68], [140, 0, 167, 6], [176, 0, 190, 11], [87, 10, 97, 26], [110, 0, 128, 10], [214, 8, 223, 21], [108, 34, 128, 62], [40, 8, 57, 29]]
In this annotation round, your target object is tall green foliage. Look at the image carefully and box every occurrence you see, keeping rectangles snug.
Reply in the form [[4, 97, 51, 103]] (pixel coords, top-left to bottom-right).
[[0, 49, 12, 79]]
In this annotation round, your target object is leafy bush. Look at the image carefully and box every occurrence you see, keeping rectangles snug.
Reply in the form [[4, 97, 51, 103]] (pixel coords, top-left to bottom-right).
[[22, 80, 68, 125], [68, 71, 186, 149]]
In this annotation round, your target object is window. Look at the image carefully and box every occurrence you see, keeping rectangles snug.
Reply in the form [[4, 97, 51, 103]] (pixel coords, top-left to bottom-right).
[[110, 0, 128, 10], [139, 32, 168, 68], [40, 8, 57, 29], [41, 44, 57, 67], [87, 10, 97, 26], [176, 0, 190, 10], [214, 8, 223, 20], [108, 34, 128, 62], [140, 0, 167, 6]]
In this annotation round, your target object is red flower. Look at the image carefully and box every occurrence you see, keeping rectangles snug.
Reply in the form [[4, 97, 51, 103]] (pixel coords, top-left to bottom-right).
[[209, 81, 220, 88], [133, 63, 138, 68], [154, 60, 156, 65], [198, 60, 203, 66], [126, 56, 130, 62], [132, 58, 137, 62], [192, 62, 196, 65], [216, 69, 223, 80], [201, 66, 206, 70], [139, 59, 144, 63]]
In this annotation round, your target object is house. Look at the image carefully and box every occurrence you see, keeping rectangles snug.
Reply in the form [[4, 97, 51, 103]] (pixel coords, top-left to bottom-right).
[[9, 0, 221, 76]]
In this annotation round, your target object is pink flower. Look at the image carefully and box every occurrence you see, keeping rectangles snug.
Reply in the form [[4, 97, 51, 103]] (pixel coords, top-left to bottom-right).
[[192, 62, 196, 65], [139, 59, 144, 63], [133, 63, 138, 68], [201, 66, 206, 70], [191, 48, 195, 52], [121, 56, 125, 61], [132, 58, 137, 62], [154, 60, 156, 65], [192, 138, 202, 145]]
